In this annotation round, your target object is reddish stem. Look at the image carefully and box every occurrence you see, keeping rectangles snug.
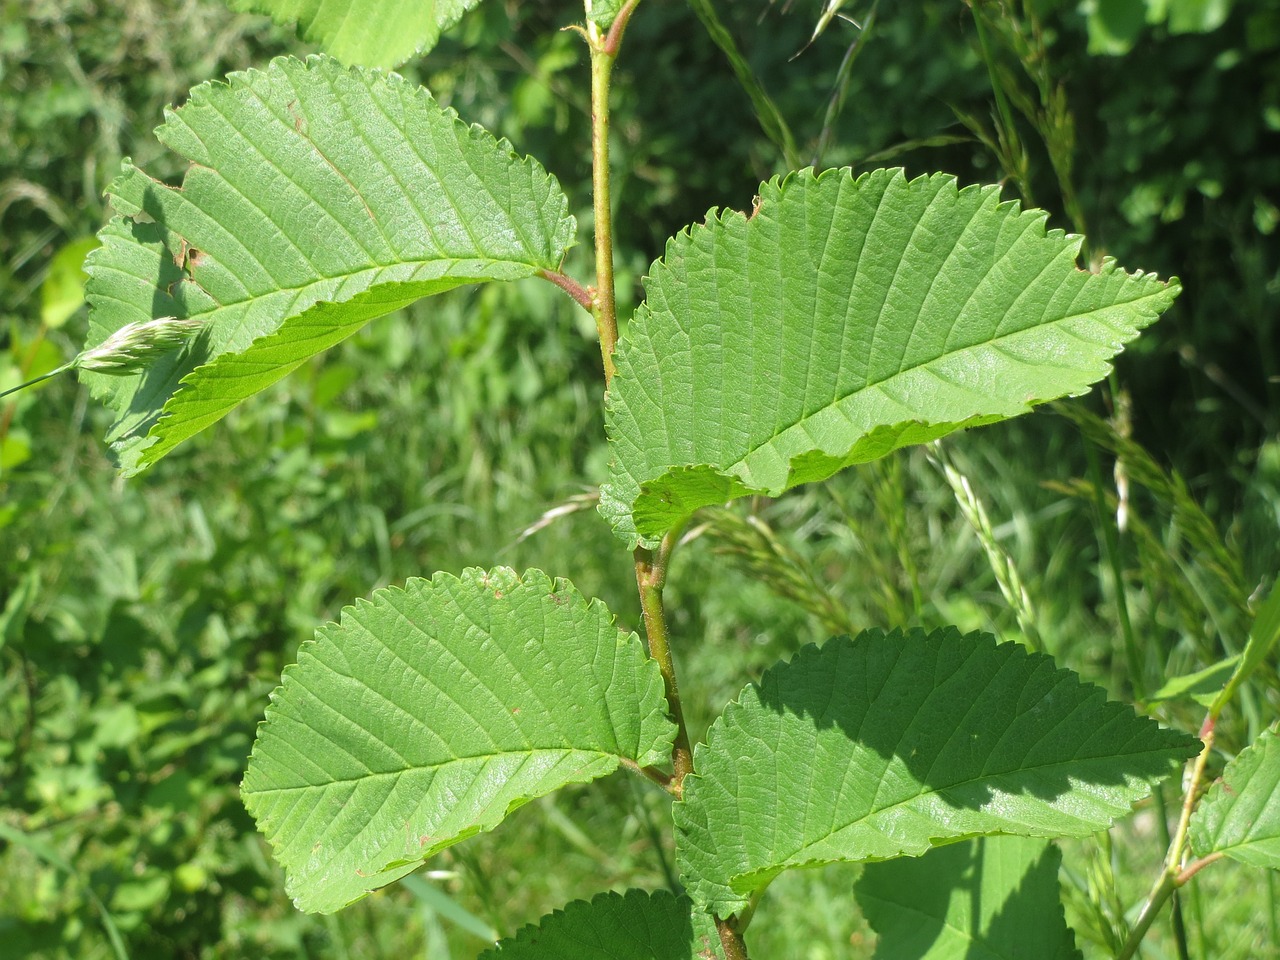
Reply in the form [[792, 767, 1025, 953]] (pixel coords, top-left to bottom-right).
[[538, 268, 593, 312]]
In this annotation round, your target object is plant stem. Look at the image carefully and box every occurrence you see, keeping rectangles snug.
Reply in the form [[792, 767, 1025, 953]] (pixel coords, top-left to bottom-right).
[[580, 0, 697, 791], [716, 917, 749, 960], [1084, 437, 1144, 699], [581, 5, 715, 946], [0, 363, 74, 402], [584, 0, 640, 383], [619, 757, 676, 792], [635, 528, 694, 787], [969, 0, 1032, 203], [538, 268, 593, 312], [1116, 716, 1217, 960], [811, 0, 878, 169]]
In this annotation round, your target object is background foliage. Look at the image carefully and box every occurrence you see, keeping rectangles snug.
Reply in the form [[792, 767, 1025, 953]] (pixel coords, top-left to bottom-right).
[[1, 0, 1277, 956]]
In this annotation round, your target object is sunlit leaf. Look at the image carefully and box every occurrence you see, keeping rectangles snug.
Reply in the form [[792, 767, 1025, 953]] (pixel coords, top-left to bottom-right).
[[242, 568, 674, 913], [601, 168, 1178, 548], [1191, 724, 1280, 869], [83, 55, 574, 476]]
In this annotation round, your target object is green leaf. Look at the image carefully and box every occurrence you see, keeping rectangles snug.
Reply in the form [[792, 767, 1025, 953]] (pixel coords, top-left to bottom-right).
[[1148, 656, 1239, 708], [855, 836, 1082, 960], [401, 874, 498, 942], [228, 0, 481, 68], [83, 55, 575, 476], [1167, 0, 1233, 35], [673, 628, 1199, 916], [587, 0, 626, 31], [1212, 577, 1280, 715], [1086, 0, 1147, 56], [1191, 725, 1280, 869], [41, 236, 99, 330], [242, 568, 675, 913], [479, 890, 726, 959], [601, 168, 1178, 548]]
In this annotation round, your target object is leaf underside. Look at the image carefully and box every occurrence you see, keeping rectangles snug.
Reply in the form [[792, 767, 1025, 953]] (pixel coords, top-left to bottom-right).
[[479, 890, 726, 960], [241, 568, 675, 914], [229, 0, 482, 68], [673, 628, 1199, 916], [601, 168, 1180, 548], [1191, 724, 1280, 869], [855, 836, 1083, 960], [82, 55, 574, 476]]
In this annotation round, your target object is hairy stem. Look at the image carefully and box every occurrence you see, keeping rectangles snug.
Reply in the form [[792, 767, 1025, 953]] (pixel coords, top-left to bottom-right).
[[716, 918, 749, 960], [618, 756, 676, 792], [538, 268, 593, 312]]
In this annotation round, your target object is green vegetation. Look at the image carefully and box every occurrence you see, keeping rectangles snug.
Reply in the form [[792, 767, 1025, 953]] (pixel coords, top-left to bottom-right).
[[2, 0, 1278, 957]]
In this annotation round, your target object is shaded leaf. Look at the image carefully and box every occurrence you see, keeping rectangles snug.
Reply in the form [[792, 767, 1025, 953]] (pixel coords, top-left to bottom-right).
[[601, 168, 1178, 548], [856, 836, 1082, 960], [674, 628, 1199, 915], [83, 55, 574, 476], [479, 890, 725, 959], [242, 568, 674, 913], [229, 0, 481, 68], [1191, 724, 1280, 869]]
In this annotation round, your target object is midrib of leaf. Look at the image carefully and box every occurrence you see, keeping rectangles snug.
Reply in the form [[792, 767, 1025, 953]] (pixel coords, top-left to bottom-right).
[[156, 259, 538, 341], [725, 725, 1163, 889], [99, 262, 503, 447], [245, 747, 625, 795]]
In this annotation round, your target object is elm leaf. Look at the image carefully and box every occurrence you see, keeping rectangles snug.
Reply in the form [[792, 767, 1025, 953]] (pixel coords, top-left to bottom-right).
[[83, 56, 574, 476], [1191, 724, 1280, 869], [674, 628, 1199, 916], [242, 568, 674, 913], [479, 890, 726, 960], [601, 168, 1179, 548], [855, 836, 1083, 960]]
